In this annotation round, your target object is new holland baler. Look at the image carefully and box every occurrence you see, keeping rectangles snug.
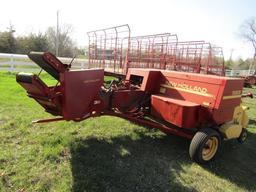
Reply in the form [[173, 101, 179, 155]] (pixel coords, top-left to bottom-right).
[[16, 25, 251, 163], [16, 51, 251, 164]]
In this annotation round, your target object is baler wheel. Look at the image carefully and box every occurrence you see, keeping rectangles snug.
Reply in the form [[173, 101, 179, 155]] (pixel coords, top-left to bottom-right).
[[189, 128, 221, 164], [237, 128, 248, 143]]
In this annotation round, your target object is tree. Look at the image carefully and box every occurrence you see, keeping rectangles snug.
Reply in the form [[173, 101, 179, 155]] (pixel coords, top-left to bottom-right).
[[0, 31, 16, 53], [46, 24, 76, 57], [0, 24, 79, 57], [225, 59, 234, 69], [240, 18, 256, 71], [16, 33, 49, 54]]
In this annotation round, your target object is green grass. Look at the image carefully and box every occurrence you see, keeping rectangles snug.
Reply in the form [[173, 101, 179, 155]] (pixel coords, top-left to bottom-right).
[[0, 71, 256, 192]]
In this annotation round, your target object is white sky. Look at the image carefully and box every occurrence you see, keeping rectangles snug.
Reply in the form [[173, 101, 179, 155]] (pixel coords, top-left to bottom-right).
[[0, 0, 255, 59]]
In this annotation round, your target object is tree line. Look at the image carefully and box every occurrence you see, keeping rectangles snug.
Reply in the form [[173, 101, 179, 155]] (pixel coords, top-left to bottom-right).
[[0, 24, 84, 57], [225, 58, 254, 70], [226, 17, 256, 70], [0, 18, 255, 69]]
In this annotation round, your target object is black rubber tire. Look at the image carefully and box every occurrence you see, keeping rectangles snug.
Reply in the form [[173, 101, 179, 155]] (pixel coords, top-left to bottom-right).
[[189, 128, 221, 164], [237, 128, 248, 143]]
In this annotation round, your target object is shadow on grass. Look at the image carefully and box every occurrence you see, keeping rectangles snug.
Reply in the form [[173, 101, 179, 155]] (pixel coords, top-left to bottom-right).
[[70, 127, 256, 192], [70, 131, 196, 192], [202, 130, 256, 191]]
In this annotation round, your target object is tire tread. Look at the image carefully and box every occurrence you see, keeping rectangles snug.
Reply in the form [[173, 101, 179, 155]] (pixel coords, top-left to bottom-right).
[[189, 128, 220, 164]]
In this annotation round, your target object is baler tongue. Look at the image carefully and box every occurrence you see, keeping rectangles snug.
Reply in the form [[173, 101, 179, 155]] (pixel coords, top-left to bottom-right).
[[16, 52, 68, 116]]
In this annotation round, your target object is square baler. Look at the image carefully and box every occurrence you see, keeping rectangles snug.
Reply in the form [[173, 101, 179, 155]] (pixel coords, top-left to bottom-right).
[[16, 25, 252, 164]]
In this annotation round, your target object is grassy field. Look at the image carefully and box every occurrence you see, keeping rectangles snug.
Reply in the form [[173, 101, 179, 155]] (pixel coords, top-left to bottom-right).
[[0, 71, 256, 192]]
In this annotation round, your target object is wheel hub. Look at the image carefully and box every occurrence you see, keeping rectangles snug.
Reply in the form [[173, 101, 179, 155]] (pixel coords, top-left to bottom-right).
[[202, 137, 218, 161]]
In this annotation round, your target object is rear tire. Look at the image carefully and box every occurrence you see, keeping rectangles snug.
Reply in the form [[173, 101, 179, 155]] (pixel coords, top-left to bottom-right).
[[189, 128, 221, 164]]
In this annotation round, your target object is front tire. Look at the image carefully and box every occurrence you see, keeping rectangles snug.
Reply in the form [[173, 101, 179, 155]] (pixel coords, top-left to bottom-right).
[[189, 128, 221, 164]]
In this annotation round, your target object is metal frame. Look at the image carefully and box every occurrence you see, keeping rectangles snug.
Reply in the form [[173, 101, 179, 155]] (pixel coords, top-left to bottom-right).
[[87, 24, 131, 74], [87, 24, 225, 76]]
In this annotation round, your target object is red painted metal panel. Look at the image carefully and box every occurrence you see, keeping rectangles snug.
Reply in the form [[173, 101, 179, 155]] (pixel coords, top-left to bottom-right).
[[111, 89, 145, 112], [151, 95, 200, 128], [157, 69, 243, 125], [126, 69, 160, 92], [125, 68, 244, 127], [61, 69, 104, 120], [159, 70, 243, 110]]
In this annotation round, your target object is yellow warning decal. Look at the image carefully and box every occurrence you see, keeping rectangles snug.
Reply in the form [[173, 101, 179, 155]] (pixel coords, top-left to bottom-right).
[[223, 90, 242, 100], [223, 95, 242, 100]]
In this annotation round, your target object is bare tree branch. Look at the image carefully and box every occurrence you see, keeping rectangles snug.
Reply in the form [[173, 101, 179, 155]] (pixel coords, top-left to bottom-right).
[[240, 18, 256, 63], [46, 24, 76, 57]]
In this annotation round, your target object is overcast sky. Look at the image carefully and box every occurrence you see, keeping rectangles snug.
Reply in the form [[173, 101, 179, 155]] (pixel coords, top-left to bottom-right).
[[0, 0, 255, 59]]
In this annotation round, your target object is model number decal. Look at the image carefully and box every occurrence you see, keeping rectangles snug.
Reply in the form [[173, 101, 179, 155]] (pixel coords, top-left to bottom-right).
[[83, 79, 100, 84]]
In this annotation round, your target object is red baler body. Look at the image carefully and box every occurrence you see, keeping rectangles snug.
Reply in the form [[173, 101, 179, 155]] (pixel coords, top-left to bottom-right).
[[15, 25, 249, 163], [126, 69, 243, 129], [15, 24, 244, 139], [16, 51, 244, 139]]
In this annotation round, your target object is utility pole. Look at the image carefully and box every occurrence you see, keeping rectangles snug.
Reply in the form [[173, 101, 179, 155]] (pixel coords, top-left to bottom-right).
[[7, 22, 15, 33], [229, 49, 234, 61], [7, 21, 16, 54], [56, 10, 59, 56]]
